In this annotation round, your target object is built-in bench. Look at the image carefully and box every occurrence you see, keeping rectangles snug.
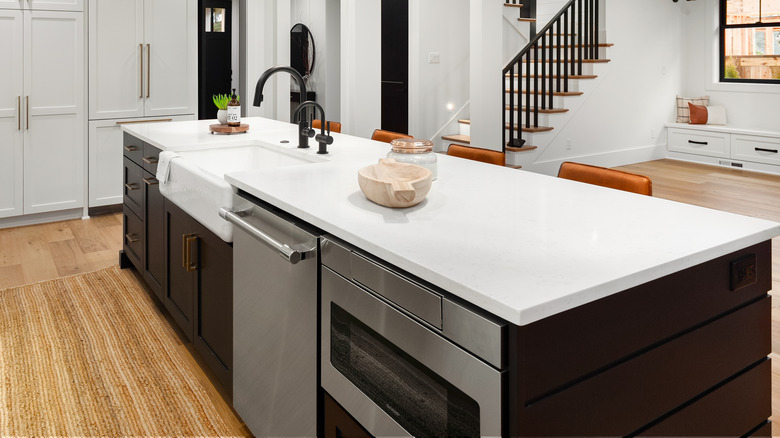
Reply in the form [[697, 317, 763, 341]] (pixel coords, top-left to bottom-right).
[[666, 123, 780, 175]]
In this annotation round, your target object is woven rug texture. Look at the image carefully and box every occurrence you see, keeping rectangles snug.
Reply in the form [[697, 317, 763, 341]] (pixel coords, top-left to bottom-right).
[[0, 266, 245, 437]]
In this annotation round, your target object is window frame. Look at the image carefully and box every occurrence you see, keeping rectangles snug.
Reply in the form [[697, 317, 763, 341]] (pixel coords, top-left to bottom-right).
[[720, 0, 780, 84]]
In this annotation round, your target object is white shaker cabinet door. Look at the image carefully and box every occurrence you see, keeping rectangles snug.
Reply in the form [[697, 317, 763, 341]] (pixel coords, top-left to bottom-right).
[[23, 10, 84, 214], [88, 0, 144, 119], [0, 0, 22, 10], [0, 9, 23, 218], [26, 0, 83, 11], [143, 0, 197, 117]]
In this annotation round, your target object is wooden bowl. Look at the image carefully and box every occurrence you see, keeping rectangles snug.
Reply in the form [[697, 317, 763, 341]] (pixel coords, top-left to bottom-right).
[[358, 158, 433, 208]]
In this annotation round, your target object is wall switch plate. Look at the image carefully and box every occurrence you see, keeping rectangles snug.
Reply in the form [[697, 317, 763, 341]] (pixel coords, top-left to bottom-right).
[[730, 254, 757, 291], [428, 52, 440, 64]]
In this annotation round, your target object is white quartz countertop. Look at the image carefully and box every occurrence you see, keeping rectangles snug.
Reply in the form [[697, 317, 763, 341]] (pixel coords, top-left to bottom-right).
[[123, 118, 780, 326]]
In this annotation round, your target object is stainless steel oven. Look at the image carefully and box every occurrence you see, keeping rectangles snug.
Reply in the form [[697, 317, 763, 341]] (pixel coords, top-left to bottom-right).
[[320, 237, 507, 437]]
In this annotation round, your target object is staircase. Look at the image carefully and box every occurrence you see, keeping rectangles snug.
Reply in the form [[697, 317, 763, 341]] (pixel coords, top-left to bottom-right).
[[442, 0, 610, 168]]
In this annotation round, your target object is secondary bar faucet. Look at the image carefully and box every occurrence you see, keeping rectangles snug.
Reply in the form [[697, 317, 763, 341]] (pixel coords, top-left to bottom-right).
[[293, 101, 333, 155]]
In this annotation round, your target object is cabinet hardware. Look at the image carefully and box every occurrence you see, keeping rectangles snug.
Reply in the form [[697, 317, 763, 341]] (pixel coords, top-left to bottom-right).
[[125, 233, 140, 243], [116, 118, 173, 125], [688, 140, 708, 145], [139, 44, 143, 99], [186, 235, 198, 272], [755, 147, 778, 154], [182, 233, 197, 271], [146, 44, 151, 98], [125, 183, 139, 191], [17, 97, 20, 131], [123, 145, 140, 152], [143, 177, 159, 186], [142, 157, 159, 164], [26, 96, 29, 130]]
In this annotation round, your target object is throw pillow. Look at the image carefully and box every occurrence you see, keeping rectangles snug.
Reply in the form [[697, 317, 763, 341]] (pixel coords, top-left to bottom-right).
[[688, 103, 708, 124], [676, 95, 710, 123], [706, 105, 728, 125]]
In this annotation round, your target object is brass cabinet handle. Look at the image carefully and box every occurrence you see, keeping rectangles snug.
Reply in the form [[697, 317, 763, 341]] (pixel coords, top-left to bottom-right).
[[142, 157, 159, 164], [139, 44, 143, 99], [146, 43, 151, 98], [125, 183, 139, 191], [123, 145, 140, 152], [125, 233, 140, 243], [181, 234, 188, 268], [26, 96, 29, 130], [143, 177, 159, 186], [17, 96, 20, 130], [186, 235, 198, 272]]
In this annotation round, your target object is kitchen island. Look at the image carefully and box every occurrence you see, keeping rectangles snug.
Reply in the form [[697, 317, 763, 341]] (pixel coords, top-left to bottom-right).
[[123, 117, 780, 436]]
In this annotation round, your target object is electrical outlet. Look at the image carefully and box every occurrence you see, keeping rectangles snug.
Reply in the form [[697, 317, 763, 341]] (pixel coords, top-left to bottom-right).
[[650, 128, 657, 139], [566, 138, 572, 150], [428, 52, 440, 64]]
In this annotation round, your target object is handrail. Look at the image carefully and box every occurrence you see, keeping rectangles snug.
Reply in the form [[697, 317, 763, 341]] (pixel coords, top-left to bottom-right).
[[502, 0, 601, 152]]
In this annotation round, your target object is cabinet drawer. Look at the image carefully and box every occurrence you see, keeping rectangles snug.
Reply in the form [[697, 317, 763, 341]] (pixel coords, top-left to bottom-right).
[[123, 157, 144, 218], [123, 207, 143, 271], [732, 134, 780, 166], [668, 129, 730, 158], [142, 143, 161, 175], [122, 133, 144, 166]]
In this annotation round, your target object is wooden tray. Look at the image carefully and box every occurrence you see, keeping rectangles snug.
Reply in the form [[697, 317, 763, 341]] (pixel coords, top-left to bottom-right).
[[209, 123, 249, 134]]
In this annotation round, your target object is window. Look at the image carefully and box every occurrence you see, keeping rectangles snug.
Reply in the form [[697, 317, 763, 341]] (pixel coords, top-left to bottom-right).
[[721, 0, 780, 83]]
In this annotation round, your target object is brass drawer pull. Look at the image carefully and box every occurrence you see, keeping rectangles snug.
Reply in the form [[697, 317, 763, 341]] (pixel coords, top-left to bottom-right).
[[185, 235, 198, 272], [17, 96, 21, 131], [142, 157, 159, 164], [139, 43, 143, 99], [146, 43, 151, 98], [124, 145, 140, 152], [125, 183, 139, 191], [125, 233, 140, 243], [182, 233, 198, 271], [143, 177, 159, 186]]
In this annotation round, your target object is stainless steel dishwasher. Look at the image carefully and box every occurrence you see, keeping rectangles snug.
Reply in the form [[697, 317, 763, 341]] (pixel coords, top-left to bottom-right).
[[220, 193, 319, 437]]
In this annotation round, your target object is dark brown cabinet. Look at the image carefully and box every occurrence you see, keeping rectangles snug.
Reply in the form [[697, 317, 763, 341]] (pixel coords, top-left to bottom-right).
[[164, 199, 233, 394], [121, 133, 165, 302]]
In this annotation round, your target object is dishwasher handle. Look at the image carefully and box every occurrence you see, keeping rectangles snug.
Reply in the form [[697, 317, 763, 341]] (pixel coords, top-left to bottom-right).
[[220, 208, 315, 264]]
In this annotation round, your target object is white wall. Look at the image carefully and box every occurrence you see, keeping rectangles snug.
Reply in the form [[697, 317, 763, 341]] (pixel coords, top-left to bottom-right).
[[523, 0, 685, 174], [680, 1, 780, 131], [410, 0, 470, 144]]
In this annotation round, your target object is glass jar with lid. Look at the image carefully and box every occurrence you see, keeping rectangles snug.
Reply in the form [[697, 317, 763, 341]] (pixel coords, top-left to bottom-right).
[[387, 138, 438, 180]]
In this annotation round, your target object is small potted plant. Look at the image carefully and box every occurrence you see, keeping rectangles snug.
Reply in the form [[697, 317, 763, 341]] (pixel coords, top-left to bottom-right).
[[213, 93, 230, 124]]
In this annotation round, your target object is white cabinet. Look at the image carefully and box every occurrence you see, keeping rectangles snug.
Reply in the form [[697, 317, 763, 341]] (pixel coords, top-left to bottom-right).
[[667, 124, 780, 175], [88, 0, 197, 120], [0, 0, 83, 11], [88, 115, 194, 208], [0, 9, 84, 219]]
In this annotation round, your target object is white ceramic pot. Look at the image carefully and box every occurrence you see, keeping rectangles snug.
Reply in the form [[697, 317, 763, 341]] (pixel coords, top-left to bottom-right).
[[217, 109, 228, 125]]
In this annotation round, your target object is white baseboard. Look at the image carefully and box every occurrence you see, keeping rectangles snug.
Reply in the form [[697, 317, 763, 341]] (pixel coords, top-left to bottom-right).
[[0, 208, 85, 230], [523, 144, 666, 176]]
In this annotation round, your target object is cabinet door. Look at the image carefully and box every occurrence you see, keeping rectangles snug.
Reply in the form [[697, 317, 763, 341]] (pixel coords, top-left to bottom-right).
[[193, 218, 233, 393], [88, 120, 124, 207], [143, 0, 197, 117], [0, 0, 22, 10], [23, 10, 84, 214], [26, 0, 83, 11], [88, 0, 144, 119], [0, 9, 23, 218], [143, 164, 165, 301], [165, 199, 196, 339]]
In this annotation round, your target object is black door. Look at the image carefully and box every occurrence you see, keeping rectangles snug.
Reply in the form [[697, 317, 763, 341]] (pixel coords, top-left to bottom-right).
[[199, 0, 232, 120], [381, 0, 409, 134]]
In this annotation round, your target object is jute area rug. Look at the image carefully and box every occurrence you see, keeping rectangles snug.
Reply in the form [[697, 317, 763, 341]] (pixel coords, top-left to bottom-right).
[[0, 266, 247, 437]]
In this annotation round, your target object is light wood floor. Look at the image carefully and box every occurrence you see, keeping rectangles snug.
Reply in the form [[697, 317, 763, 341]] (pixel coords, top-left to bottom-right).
[[1, 158, 778, 433]]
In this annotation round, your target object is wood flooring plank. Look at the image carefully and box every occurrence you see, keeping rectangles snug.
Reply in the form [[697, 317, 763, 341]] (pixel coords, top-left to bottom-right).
[[48, 239, 91, 277], [0, 265, 24, 290]]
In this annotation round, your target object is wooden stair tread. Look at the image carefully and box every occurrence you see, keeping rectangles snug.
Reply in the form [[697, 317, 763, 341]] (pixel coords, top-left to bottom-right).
[[506, 145, 538, 153], [442, 134, 470, 144], [536, 43, 614, 49], [517, 17, 537, 22], [506, 106, 569, 114], [458, 119, 471, 125], [505, 124, 554, 133], [503, 3, 524, 7], [525, 58, 611, 63], [506, 165, 523, 169], [508, 89, 585, 96]]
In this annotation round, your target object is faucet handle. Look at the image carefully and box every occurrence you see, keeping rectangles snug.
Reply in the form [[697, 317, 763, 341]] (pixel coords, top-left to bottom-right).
[[301, 126, 316, 138]]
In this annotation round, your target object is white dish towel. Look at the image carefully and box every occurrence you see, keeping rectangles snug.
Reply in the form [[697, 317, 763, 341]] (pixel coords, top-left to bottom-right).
[[156, 151, 181, 184]]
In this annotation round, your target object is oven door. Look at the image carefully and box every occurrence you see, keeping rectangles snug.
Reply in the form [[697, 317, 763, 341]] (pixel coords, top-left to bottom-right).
[[321, 266, 504, 437]]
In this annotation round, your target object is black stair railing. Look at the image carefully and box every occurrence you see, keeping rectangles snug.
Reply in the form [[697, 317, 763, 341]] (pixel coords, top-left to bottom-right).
[[503, 0, 600, 151]]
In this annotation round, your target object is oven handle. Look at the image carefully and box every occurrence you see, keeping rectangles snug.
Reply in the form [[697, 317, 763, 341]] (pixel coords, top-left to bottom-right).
[[220, 207, 315, 264]]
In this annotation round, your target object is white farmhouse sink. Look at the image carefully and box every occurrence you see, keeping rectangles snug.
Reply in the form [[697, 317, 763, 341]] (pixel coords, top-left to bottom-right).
[[160, 141, 326, 242]]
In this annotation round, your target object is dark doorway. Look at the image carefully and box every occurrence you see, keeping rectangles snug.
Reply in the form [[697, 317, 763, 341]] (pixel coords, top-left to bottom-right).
[[199, 0, 232, 120], [381, 0, 409, 134]]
